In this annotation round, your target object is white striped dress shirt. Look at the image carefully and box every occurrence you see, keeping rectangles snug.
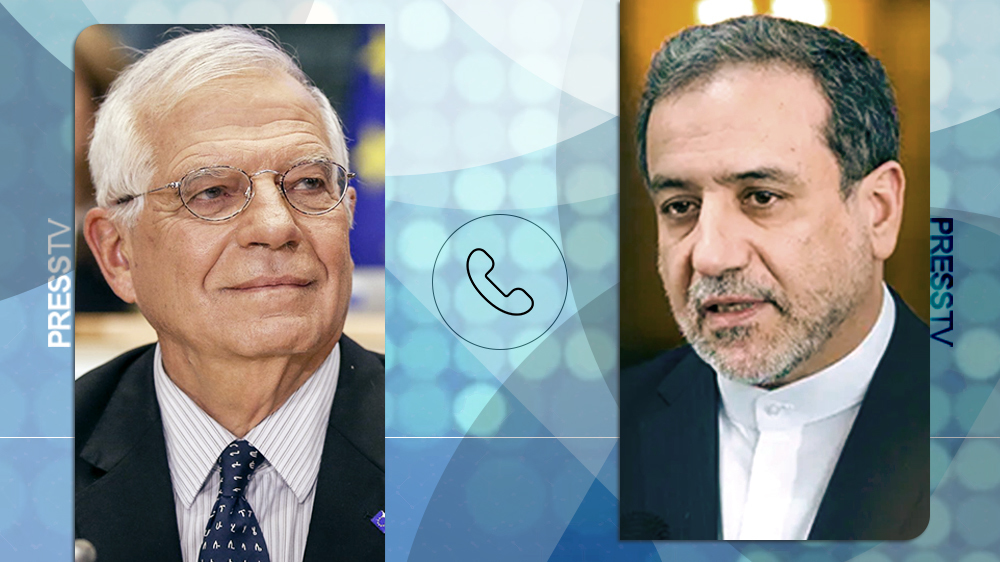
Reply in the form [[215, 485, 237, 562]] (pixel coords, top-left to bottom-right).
[[153, 343, 341, 562]]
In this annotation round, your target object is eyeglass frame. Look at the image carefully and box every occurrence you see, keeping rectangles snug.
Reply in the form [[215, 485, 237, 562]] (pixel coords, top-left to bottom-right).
[[114, 159, 356, 222]]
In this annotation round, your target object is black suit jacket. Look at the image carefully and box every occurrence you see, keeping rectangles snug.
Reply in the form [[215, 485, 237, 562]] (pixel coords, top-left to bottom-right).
[[620, 292, 929, 540], [76, 335, 385, 561]]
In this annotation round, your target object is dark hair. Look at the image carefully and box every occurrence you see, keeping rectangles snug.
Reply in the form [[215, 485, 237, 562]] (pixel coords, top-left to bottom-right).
[[636, 15, 899, 196]]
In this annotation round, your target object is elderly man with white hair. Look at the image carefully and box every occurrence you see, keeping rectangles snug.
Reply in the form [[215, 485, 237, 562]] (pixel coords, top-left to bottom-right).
[[75, 26, 384, 562]]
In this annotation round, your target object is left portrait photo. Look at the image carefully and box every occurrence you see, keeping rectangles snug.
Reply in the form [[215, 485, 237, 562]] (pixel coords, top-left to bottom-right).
[[73, 24, 385, 562]]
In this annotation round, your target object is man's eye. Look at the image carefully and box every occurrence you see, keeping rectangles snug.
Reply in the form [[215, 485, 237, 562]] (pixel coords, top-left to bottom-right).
[[746, 190, 779, 207], [662, 200, 699, 217], [192, 186, 226, 201]]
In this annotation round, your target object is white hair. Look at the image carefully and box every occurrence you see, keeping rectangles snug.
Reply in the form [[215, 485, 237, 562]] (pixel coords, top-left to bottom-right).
[[89, 26, 350, 226]]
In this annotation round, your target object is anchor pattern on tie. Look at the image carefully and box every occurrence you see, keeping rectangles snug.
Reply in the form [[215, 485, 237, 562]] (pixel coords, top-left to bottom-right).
[[200, 440, 270, 562]]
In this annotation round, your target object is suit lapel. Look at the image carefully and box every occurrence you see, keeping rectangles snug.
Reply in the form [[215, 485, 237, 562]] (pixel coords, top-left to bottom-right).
[[76, 347, 184, 562], [652, 352, 720, 540], [809, 295, 930, 540], [303, 336, 385, 561]]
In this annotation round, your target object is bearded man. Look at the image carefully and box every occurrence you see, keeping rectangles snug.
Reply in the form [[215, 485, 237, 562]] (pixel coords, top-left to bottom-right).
[[619, 16, 928, 541]]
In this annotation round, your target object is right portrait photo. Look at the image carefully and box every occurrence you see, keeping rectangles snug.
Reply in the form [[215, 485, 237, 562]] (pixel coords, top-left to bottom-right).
[[619, 1, 930, 541]]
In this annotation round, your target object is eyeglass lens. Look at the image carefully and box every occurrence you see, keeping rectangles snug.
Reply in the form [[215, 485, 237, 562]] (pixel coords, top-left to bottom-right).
[[180, 161, 347, 220]]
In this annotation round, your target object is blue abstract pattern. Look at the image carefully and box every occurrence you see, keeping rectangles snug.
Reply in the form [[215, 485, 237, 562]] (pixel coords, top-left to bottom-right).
[[1, 0, 998, 560]]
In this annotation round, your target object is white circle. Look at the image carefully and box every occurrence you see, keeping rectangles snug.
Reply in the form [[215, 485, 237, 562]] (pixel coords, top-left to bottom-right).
[[399, 0, 451, 51]]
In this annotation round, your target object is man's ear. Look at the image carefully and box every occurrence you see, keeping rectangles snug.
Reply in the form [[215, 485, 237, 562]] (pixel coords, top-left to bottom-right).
[[347, 186, 357, 215], [83, 207, 137, 304], [856, 160, 905, 261]]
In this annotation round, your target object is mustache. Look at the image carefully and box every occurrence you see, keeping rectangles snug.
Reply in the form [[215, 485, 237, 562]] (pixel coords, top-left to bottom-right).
[[687, 273, 786, 314]]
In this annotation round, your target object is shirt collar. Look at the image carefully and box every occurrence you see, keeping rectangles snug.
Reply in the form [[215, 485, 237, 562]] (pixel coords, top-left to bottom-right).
[[717, 284, 895, 432], [154, 343, 340, 507]]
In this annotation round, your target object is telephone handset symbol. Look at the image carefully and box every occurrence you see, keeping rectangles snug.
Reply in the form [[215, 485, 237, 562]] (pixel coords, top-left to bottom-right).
[[466, 248, 534, 316]]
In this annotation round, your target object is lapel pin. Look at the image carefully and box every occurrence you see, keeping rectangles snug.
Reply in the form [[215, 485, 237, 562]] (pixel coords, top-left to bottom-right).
[[371, 510, 385, 534]]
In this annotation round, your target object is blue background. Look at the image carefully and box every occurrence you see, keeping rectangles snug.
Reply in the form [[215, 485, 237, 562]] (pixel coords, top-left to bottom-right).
[[0, 0, 997, 561]]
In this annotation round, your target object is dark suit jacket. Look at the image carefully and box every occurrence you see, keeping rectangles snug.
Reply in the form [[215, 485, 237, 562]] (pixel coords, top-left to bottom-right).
[[76, 335, 385, 561], [620, 291, 929, 540]]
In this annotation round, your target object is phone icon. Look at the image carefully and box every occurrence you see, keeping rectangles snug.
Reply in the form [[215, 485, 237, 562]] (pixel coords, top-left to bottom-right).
[[466, 248, 534, 316]]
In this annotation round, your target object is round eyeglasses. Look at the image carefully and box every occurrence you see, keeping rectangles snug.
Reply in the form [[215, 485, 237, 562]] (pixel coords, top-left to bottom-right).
[[115, 159, 355, 221]]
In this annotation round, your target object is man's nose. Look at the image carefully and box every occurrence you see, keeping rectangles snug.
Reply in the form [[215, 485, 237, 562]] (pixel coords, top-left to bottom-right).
[[234, 174, 302, 249], [689, 198, 751, 278]]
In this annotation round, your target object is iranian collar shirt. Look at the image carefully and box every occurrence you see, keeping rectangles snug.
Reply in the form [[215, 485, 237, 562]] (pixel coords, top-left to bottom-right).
[[717, 285, 895, 540], [153, 343, 341, 562]]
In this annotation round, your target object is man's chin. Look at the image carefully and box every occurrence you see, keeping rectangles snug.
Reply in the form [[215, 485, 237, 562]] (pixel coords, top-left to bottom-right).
[[689, 340, 796, 387]]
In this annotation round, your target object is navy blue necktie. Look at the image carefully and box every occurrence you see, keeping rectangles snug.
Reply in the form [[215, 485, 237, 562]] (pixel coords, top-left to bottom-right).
[[200, 440, 270, 562]]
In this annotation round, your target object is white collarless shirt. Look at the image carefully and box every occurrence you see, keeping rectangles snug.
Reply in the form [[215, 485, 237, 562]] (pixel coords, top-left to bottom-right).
[[718, 285, 895, 540], [153, 343, 341, 562]]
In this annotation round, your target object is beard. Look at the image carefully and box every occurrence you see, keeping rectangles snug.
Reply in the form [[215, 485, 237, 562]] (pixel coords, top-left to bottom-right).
[[663, 258, 874, 387]]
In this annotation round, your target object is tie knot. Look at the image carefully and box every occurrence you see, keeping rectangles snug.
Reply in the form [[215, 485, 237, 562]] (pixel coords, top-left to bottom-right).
[[217, 440, 263, 498]]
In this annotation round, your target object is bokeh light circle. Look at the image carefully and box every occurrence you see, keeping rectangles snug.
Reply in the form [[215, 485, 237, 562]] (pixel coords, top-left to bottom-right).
[[453, 52, 506, 104], [398, 0, 451, 51], [954, 440, 1000, 491], [912, 496, 951, 547], [399, 327, 452, 380], [565, 163, 615, 216], [930, 386, 951, 435], [955, 273, 1000, 324], [565, 220, 616, 270], [955, 328, 1000, 380], [453, 383, 507, 435], [397, 219, 448, 271], [930, 164, 950, 208], [931, 0, 952, 50], [465, 458, 546, 535], [397, 384, 451, 435], [509, 0, 561, 51], [955, 496, 1000, 547], [956, 0, 1000, 49], [0, 461, 26, 532], [454, 109, 505, 162], [509, 163, 558, 209], [124, 1, 174, 23], [508, 108, 557, 155], [453, 166, 506, 210]]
